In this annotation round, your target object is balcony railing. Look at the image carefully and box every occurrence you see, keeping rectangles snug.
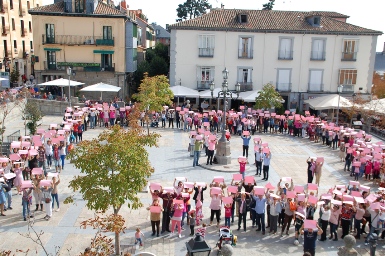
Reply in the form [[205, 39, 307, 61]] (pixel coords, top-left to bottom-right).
[[310, 51, 326, 61], [44, 61, 58, 71], [83, 63, 115, 72], [238, 49, 253, 59], [198, 48, 214, 57], [238, 82, 253, 91], [197, 81, 211, 90], [276, 83, 292, 92], [341, 51, 357, 61], [42, 34, 115, 46], [342, 85, 354, 92], [278, 50, 293, 60], [308, 83, 324, 92]]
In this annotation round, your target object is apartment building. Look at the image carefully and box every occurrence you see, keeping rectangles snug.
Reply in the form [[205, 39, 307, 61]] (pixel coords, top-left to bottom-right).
[[169, 9, 382, 110]]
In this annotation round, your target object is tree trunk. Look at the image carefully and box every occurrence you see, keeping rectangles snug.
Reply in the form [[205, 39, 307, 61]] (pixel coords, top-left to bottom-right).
[[115, 231, 120, 255]]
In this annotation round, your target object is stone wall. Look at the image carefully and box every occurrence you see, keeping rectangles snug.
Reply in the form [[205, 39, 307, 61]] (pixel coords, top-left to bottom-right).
[[27, 98, 85, 116]]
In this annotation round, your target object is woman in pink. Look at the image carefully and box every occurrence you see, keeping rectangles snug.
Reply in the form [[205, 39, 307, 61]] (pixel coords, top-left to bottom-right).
[[209, 192, 222, 227], [193, 115, 199, 130], [171, 202, 184, 238], [364, 160, 372, 180], [354, 202, 366, 239], [109, 109, 116, 126], [103, 109, 109, 127], [173, 178, 186, 195], [348, 136, 354, 147], [13, 163, 24, 194], [296, 200, 306, 217], [329, 204, 341, 241], [373, 160, 381, 180], [99, 111, 104, 127]]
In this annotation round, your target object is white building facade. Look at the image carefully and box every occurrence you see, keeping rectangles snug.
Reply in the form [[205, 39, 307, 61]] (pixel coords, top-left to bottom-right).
[[169, 9, 382, 110]]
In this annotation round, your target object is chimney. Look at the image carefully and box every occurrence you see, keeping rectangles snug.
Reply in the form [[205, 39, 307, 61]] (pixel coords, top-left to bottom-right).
[[221, 3, 225, 9], [166, 24, 169, 30], [120, 0, 126, 10]]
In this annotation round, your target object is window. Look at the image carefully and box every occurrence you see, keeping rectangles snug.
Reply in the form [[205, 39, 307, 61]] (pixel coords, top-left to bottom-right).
[[311, 38, 326, 60], [45, 24, 55, 43], [28, 21, 31, 32], [237, 67, 253, 91], [0, 0, 3, 12], [12, 18, 15, 30], [10, 0, 13, 9], [101, 54, 113, 71], [22, 40, 25, 55], [308, 70, 324, 92], [13, 39, 17, 49], [47, 51, 56, 70], [133, 24, 137, 37], [20, 20, 25, 36], [238, 37, 253, 58], [3, 40, 8, 57], [342, 39, 358, 61], [103, 26, 112, 40], [339, 69, 357, 85], [276, 69, 292, 91], [278, 38, 293, 60], [313, 17, 320, 25], [75, 0, 84, 13], [30, 40, 33, 49], [198, 35, 214, 57], [197, 66, 214, 89], [239, 14, 247, 23], [27, 1, 30, 9], [156, 29, 160, 35]]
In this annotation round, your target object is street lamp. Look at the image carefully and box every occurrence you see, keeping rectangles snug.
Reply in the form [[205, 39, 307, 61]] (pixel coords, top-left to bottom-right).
[[210, 68, 240, 165], [186, 234, 211, 256], [67, 67, 72, 107], [350, 93, 356, 127], [336, 84, 343, 126]]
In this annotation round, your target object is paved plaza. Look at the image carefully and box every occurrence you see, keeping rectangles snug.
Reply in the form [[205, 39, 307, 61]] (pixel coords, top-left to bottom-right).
[[0, 115, 385, 256]]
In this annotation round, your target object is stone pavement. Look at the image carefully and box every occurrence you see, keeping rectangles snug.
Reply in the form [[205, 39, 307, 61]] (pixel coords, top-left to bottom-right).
[[0, 119, 384, 256]]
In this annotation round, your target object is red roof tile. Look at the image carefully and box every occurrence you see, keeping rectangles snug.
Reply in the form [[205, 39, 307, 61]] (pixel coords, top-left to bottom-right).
[[170, 9, 382, 35]]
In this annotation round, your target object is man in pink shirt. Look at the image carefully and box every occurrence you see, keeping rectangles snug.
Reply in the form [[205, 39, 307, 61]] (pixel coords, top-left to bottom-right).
[[206, 137, 217, 165]]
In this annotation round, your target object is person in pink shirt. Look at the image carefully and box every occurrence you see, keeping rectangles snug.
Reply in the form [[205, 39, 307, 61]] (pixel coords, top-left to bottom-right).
[[364, 160, 372, 180], [109, 109, 116, 126], [354, 202, 366, 239], [171, 202, 184, 238], [238, 158, 247, 180], [134, 228, 144, 246], [206, 137, 217, 165], [329, 204, 341, 241]]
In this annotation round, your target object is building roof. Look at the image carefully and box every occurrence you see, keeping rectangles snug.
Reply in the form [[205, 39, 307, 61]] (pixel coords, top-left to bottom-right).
[[169, 9, 382, 36], [29, 0, 126, 17], [152, 23, 171, 38], [375, 52, 385, 72]]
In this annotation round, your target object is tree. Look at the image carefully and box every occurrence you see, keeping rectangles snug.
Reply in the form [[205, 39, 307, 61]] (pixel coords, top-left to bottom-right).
[[132, 73, 174, 134], [149, 56, 169, 77], [133, 61, 151, 93], [254, 83, 283, 110], [176, 0, 212, 22], [10, 64, 20, 85], [19, 100, 43, 135], [65, 125, 159, 255], [262, 0, 275, 10], [0, 99, 21, 148], [372, 72, 385, 99]]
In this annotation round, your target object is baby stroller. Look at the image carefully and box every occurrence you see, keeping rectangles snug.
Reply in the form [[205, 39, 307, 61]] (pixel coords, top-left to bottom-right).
[[215, 226, 237, 255]]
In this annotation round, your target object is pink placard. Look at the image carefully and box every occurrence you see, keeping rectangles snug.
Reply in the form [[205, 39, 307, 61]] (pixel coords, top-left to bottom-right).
[[182, 193, 190, 198], [353, 161, 361, 167], [238, 156, 247, 162], [0, 158, 9, 163], [265, 182, 275, 190], [316, 157, 324, 163], [150, 206, 161, 213], [350, 191, 362, 197], [40, 180, 52, 187], [31, 168, 43, 175], [349, 181, 360, 186], [294, 185, 304, 193], [304, 220, 317, 229], [360, 185, 370, 192], [204, 122, 210, 127], [321, 194, 332, 200], [150, 183, 161, 191], [286, 191, 296, 199], [297, 194, 306, 202], [51, 138, 60, 144], [204, 131, 210, 136], [209, 135, 216, 140], [308, 183, 318, 191], [198, 128, 204, 134], [195, 182, 206, 187], [227, 186, 238, 193], [240, 106, 245, 110], [254, 137, 261, 142], [9, 154, 21, 161], [183, 182, 194, 189], [263, 148, 270, 154], [242, 131, 250, 136], [354, 197, 365, 204], [233, 174, 243, 181], [365, 194, 377, 203], [211, 187, 222, 195], [282, 177, 291, 183], [343, 195, 354, 201], [21, 180, 33, 189], [254, 186, 265, 195], [222, 197, 233, 204], [34, 140, 42, 147], [261, 143, 268, 147], [190, 131, 197, 136], [370, 202, 381, 210], [308, 195, 318, 204], [176, 107, 181, 111], [244, 176, 254, 184], [214, 176, 224, 183]]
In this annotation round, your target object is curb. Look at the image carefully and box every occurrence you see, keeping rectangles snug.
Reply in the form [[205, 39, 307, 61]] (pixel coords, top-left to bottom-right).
[[198, 163, 239, 173]]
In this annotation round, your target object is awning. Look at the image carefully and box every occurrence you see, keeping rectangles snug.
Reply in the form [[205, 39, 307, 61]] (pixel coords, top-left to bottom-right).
[[43, 48, 62, 52], [93, 50, 114, 54]]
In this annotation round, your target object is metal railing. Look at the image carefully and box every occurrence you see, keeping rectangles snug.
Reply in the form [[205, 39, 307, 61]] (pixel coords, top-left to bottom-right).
[[276, 83, 292, 92], [44, 61, 58, 70], [198, 48, 214, 57], [341, 51, 357, 61], [197, 81, 211, 90], [278, 50, 293, 60], [308, 83, 324, 92], [238, 49, 253, 59], [310, 51, 326, 60], [342, 85, 354, 92], [7, 130, 21, 142], [42, 34, 115, 46], [238, 82, 253, 91]]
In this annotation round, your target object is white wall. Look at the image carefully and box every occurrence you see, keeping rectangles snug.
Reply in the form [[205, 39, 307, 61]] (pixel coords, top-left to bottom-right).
[[170, 29, 377, 93]]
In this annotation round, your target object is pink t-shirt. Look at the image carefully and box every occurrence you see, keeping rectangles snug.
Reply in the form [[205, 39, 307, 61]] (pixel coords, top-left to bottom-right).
[[224, 206, 232, 217], [239, 162, 246, 173], [355, 208, 365, 220], [208, 141, 216, 151]]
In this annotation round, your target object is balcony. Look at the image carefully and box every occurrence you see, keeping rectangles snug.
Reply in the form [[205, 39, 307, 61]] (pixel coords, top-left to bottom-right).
[[42, 34, 115, 46], [197, 81, 211, 90], [276, 83, 292, 92], [342, 85, 354, 92], [198, 48, 214, 57], [21, 28, 27, 37], [238, 49, 253, 59], [278, 50, 293, 60], [310, 51, 326, 61], [1, 25, 9, 35], [83, 63, 115, 72], [44, 61, 58, 71], [341, 51, 357, 61], [308, 83, 324, 92], [238, 82, 253, 91]]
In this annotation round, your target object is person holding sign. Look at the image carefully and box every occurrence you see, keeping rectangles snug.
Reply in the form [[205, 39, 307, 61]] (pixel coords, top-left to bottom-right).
[[159, 189, 177, 234], [13, 162, 23, 194], [192, 137, 203, 167], [206, 136, 217, 165], [314, 161, 323, 187], [238, 158, 247, 180], [146, 198, 163, 237], [241, 133, 251, 159], [255, 147, 263, 177], [0, 179, 9, 216], [251, 188, 268, 235], [306, 157, 315, 184], [51, 176, 60, 212], [170, 201, 184, 238], [209, 189, 223, 227], [21, 187, 33, 221], [41, 183, 53, 220], [262, 152, 272, 181], [237, 193, 248, 231], [299, 222, 323, 256]]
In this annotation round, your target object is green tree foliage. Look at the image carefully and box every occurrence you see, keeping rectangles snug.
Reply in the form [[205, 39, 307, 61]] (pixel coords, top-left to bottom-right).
[[133, 61, 151, 93], [10, 64, 20, 84], [262, 0, 275, 10], [133, 73, 174, 134], [24, 101, 43, 135], [254, 83, 283, 110], [66, 125, 159, 255], [149, 56, 169, 77], [176, 0, 212, 22]]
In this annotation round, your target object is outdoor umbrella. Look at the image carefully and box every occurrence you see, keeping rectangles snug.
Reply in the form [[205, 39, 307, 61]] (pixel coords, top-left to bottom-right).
[[304, 94, 352, 110], [38, 78, 85, 98], [80, 82, 121, 100], [239, 90, 260, 102], [170, 85, 200, 106]]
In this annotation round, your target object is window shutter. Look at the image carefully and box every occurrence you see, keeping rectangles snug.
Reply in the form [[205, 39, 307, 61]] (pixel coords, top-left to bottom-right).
[[238, 68, 242, 82], [247, 38, 252, 56], [339, 70, 345, 85], [247, 69, 251, 82]]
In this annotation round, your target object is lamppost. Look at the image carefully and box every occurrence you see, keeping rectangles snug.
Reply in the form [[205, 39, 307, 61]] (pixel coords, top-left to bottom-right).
[[67, 67, 72, 107], [336, 84, 343, 126], [351, 93, 356, 127], [209, 68, 240, 165]]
